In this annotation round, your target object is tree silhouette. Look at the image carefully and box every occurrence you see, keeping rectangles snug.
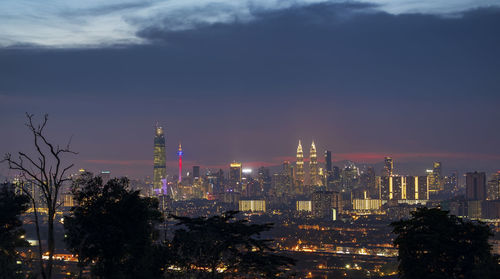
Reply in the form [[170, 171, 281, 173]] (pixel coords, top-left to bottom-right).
[[64, 173, 164, 279], [0, 184, 30, 279], [169, 211, 295, 278], [391, 207, 499, 279], [2, 113, 76, 279]]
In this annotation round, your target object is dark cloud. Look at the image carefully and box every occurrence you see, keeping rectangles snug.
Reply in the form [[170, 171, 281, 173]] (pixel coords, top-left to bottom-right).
[[136, 3, 500, 99]]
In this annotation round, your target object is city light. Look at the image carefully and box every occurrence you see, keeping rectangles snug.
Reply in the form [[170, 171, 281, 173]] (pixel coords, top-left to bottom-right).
[[2, 3, 499, 277]]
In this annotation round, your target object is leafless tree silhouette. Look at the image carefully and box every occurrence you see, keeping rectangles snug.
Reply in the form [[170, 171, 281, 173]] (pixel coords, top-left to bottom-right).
[[2, 113, 77, 279]]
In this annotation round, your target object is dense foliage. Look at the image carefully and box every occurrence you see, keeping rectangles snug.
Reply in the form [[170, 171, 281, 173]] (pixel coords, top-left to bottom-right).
[[0, 184, 30, 279], [65, 174, 294, 278], [169, 211, 296, 278], [391, 207, 499, 279], [64, 174, 164, 279]]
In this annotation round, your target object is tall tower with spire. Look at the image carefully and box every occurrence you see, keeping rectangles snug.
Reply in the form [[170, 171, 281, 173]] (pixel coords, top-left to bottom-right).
[[309, 141, 320, 186], [153, 124, 167, 195], [177, 142, 183, 183], [295, 140, 305, 191]]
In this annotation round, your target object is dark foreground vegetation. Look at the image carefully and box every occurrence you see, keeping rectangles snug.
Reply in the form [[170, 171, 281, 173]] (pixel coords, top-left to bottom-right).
[[391, 207, 500, 279], [3, 176, 499, 278], [64, 174, 295, 279]]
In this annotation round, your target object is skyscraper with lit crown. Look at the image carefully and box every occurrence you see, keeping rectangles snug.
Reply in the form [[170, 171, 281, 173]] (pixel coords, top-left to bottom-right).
[[229, 162, 242, 192], [153, 124, 167, 195], [309, 141, 320, 186], [428, 161, 443, 194], [295, 140, 305, 190]]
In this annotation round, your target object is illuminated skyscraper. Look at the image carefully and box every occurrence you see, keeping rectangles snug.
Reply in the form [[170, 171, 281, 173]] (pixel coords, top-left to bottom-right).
[[383, 157, 393, 177], [309, 141, 320, 186], [391, 175, 403, 200], [487, 172, 500, 200], [428, 162, 443, 194], [405, 176, 429, 200], [295, 140, 305, 190], [177, 142, 183, 183], [380, 175, 428, 201], [153, 124, 167, 195], [229, 162, 242, 192]]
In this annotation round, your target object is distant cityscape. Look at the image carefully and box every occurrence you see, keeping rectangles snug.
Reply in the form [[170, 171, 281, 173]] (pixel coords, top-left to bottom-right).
[[3, 122, 500, 278], [3, 1, 500, 278], [143, 124, 499, 216]]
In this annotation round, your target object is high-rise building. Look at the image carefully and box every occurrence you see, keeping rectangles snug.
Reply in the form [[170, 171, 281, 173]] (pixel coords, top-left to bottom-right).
[[244, 178, 261, 198], [353, 199, 382, 210], [466, 172, 487, 200], [428, 162, 443, 194], [216, 169, 225, 193], [444, 171, 459, 195], [278, 161, 294, 196], [391, 176, 403, 200], [192, 166, 200, 179], [380, 175, 428, 201], [239, 200, 266, 212], [487, 172, 500, 200], [296, 200, 312, 212], [433, 162, 442, 179], [192, 176, 203, 199], [272, 173, 287, 197], [283, 161, 294, 179], [153, 124, 167, 195], [324, 150, 334, 189], [405, 176, 429, 200], [205, 171, 219, 196], [229, 162, 242, 192], [360, 167, 376, 197], [332, 166, 340, 180], [257, 166, 271, 195], [325, 150, 332, 172], [312, 191, 341, 218], [380, 176, 390, 200], [383, 157, 393, 177], [295, 140, 305, 191], [309, 141, 320, 186], [341, 162, 359, 191], [177, 142, 183, 183]]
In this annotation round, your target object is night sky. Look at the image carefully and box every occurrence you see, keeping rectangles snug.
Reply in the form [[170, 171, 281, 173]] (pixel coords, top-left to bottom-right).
[[1, 1, 500, 178]]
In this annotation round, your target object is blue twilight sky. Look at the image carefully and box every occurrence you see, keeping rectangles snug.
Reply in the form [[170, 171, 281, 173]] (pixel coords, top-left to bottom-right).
[[1, 0, 500, 178]]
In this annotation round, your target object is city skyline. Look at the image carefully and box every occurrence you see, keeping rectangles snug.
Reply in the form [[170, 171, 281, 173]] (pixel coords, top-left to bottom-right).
[[2, 2, 500, 278], [2, 120, 500, 179]]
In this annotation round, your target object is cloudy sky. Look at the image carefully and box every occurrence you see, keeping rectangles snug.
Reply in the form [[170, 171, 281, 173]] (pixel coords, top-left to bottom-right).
[[1, 0, 500, 178]]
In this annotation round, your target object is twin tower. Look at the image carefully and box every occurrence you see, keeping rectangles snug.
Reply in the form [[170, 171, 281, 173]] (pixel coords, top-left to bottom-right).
[[154, 124, 323, 196], [296, 140, 321, 187]]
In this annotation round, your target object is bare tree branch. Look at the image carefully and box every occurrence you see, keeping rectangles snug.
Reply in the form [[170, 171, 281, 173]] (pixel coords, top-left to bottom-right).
[[2, 113, 77, 279]]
